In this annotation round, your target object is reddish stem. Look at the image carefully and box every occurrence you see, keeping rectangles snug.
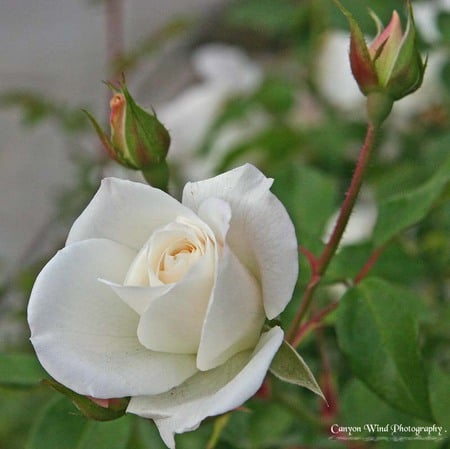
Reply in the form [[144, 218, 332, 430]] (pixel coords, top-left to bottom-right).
[[288, 123, 378, 345], [286, 272, 320, 342], [299, 246, 320, 274], [291, 300, 339, 347], [317, 123, 377, 276], [316, 326, 337, 423], [354, 244, 386, 284]]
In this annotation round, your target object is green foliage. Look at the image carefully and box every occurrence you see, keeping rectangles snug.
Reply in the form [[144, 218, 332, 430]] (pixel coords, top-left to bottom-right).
[[0, 353, 47, 388], [340, 380, 442, 449], [0, 90, 88, 132], [27, 396, 132, 449], [225, 0, 303, 36], [272, 165, 337, 241], [0, 387, 51, 449], [374, 152, 450, 245], [247, 402, 294, 448], [336, 277, 433, 421], [1, 0, 449, 448]]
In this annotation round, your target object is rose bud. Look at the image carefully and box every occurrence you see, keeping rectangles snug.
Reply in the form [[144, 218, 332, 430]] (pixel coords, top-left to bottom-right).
[[84, 83, 171, 189], [334, 0, 426, 125]]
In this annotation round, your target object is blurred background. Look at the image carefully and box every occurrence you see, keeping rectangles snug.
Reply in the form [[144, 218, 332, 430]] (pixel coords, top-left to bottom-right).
[[0, 0, 449, 448]]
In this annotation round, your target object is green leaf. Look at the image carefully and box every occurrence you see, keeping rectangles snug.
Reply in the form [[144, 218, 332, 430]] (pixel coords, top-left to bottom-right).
[[226, 0, 302, 35], [0, 387, 51, 449], [341, 379, 419, 429], [336, 277, 433, 421], [429, 366, 450, 429], [326, 241, 426, 286], [27, 396, 132, 449], [340, 380, 443, 449], [253, 78, 295, 115], [269, 340, 324, 399], [0, 353, 47, 388], [374, 152, 450, 245], [249, 402, 293, 448], [130, 419, 166, 449]]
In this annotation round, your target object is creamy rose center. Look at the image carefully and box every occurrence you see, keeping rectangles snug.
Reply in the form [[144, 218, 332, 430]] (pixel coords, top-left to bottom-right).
[[156, 238, 203, 284], [124, 216, 214, 287]]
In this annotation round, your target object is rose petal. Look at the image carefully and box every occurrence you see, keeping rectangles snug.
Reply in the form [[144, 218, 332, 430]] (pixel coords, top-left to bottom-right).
[[137, 242, 215, 354], [127, 326, 284, 449], [28, 238, 197, 398], [182, 164, 298, 319], [197, 246, 265, 371], [99, 280, 173, 315], [66, 178, 197, 250], [145, 218, 212, 285], [197, 197, 232, 245]]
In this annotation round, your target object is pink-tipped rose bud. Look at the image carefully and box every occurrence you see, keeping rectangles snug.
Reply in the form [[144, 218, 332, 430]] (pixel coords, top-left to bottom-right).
[[84, 82, 171, 189], [334, 0, 426, 124]]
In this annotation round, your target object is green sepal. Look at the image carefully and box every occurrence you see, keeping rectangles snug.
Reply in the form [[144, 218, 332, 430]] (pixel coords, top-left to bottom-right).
[[387, 1, 426, 99], [43, 378, 129, 422], [82, 109, 135, 169], [121, 84, 171, 168], [269, 339, 325, 400], [141, 159, 170, 192], [366, 91, 394, 126], [332, 0, 378, 95]]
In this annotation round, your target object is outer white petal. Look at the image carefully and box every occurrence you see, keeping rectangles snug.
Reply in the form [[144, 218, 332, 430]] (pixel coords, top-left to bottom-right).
[[28, 239, 197, 398], [66, 178, 197, 250], [197, 246, 265, 371], [127, 326, 284, 449], [182, 164, 298, 319], [197, 197, 231, 246], [137, 248, 214, 354]]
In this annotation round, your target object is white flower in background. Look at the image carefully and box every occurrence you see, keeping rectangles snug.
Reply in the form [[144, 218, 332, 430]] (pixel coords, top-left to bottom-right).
[[414, 0, 450, 43], [315, 30, 447, 121], [157, 44, 264, 181], [392, 49, 448, 122], [315, 31, 365, 115], [28, 164, 298, 448]]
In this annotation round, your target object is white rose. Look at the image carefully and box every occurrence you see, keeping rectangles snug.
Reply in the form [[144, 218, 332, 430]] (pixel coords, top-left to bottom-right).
[[28, 163, 298, 448]]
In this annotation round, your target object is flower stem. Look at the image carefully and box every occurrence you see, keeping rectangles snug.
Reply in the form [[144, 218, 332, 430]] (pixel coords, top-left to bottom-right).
[[317, 123, 377, 275], [287, 123, 378, 345], [353, 243, 386, 284], [291, 300, 339, 347]]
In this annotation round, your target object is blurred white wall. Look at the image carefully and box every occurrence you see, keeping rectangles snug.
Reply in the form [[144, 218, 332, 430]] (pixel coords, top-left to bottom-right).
[[0, 0, 224, 275]]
